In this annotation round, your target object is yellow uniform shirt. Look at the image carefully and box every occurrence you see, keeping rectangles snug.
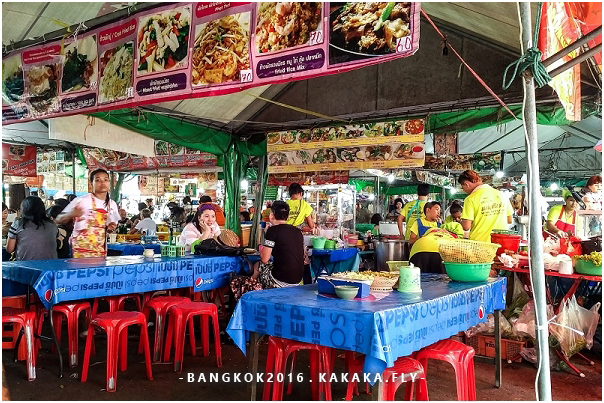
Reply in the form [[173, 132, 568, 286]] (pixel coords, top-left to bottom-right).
[[401, 200, 427, 239], [286, 199, 313, 227], [441, 221, 464, 237], [461, 185, 510, 242], [409, 218, 439, 238], [546, 205, 582, 234], [410, 228, 456, 258]]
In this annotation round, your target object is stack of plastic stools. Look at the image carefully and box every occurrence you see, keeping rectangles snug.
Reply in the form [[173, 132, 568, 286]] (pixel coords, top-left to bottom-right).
[[51, 301, 91, 367], [263, 336, 333, 401], [2, 307, 39, 381], [344, 351, 370, 400], [138, 296, 189, 362], [415, 339, 476, 400], [81, 311, 153, 392], [164, 301, 222, 372], [381, 356, 427, 401]]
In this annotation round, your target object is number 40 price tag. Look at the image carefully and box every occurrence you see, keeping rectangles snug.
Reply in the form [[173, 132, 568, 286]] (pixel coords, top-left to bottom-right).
[[240, 69, 253, 83], [396, 36, 412, 53]]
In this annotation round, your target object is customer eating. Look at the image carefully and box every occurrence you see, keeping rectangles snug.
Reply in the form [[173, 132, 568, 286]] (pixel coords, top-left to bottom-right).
[[179, 204, 221, 252], [57, 169, 120, 258], [458, 170, 513, 242], [408, 201, 442, 245], [6, 196, 59, 261]]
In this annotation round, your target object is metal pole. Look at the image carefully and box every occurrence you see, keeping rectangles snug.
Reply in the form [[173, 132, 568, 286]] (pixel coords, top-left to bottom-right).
[[71, 150, 76, 195], [519, 3, 552, 400], [375, 176, 380, 215], [548, 43, 602, 78], [542, 25, 602, 67]]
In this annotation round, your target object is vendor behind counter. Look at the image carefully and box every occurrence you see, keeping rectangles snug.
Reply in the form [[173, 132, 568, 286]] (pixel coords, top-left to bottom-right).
[[545, 191, 582, 238]]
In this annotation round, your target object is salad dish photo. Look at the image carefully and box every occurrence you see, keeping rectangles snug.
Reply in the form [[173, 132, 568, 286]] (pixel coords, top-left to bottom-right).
[[26, 64, 60, 113], [137, 7, 191, 75], [291, 150, 313, 165], [269, 152, 289, 166], [98, 42, 134, 103], [312, 149, 337, 164], [2, 54, 24, 103], [329, 2, 412, 64], [192, 13, 251, 85], [365, 145, 392, 161], [336, 147, 364, 162], [155, 140, 170, 156], [61, 35, 98, 93], [255, 2, 322, 54]]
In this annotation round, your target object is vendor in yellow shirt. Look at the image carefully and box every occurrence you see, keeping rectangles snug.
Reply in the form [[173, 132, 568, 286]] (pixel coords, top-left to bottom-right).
[[442, 202, 465, 237], [458, 170, 513, 242], [410, 227, 456, 274], [399, 184, 430, 239], [285, 183, 316, 232], [408, 201, 442, 245], [545, 191, 581, 238]]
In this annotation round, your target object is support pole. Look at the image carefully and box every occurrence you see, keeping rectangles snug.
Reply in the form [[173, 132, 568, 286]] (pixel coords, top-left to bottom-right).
[[72, 149, 76, 195], [519, 3, 552, 400]]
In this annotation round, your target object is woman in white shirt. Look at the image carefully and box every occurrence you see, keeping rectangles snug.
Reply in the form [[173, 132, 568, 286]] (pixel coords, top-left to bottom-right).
[[179, 204, 221, 252], [57, 169, 120, 258]]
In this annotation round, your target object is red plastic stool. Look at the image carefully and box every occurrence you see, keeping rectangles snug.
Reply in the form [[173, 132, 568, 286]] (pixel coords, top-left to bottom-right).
[[91, 294, 142, 318], [51, 301, 91, 367], [263, 336, 333, 401], [415, 339, 476, 400], [2, 296, 27, 359], [81, 311, 153, 392], [381, 357, 427, 401], [163, 301, 222, 372], [138, 296, 189, 362], [141, 291, 168, 307], [344, 351, 370, 400], [2, 307, 38, 381]]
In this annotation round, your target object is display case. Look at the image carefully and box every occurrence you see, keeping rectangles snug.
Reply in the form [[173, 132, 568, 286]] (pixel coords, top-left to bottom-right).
[[303, 184, 356, 234], [577, 210, 602, 239]]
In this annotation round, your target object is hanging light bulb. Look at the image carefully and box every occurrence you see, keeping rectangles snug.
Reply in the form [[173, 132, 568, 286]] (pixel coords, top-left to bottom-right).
[[368, 194, 375, 201], [240, 179, 248, 189], [495, 171, 504, 178], [387, 174, 394, 183], [550, 182, 558, 191]]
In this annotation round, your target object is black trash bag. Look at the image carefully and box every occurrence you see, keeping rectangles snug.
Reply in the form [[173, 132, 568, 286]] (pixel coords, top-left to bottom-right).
[[193, 238, 245, 257]]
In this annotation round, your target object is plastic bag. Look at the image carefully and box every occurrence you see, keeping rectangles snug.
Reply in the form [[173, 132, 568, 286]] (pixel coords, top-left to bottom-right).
[[503, 272, 530, 319], [543, 237, 560, 256], [465, 313, 513, 338], [513, 301, 554, 340], [549, 296, 600, 357]]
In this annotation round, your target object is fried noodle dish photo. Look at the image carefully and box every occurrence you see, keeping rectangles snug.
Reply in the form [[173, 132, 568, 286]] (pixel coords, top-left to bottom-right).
[[192, 14, 251, 85], [255, 2, 322, 53]]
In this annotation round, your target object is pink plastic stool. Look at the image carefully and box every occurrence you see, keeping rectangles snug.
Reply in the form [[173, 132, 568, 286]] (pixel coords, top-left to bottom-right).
[[164, 301, 222, 372], [81, 311, 153, 392], [415, 339, 476, 400], [51, 301, 91, 367]]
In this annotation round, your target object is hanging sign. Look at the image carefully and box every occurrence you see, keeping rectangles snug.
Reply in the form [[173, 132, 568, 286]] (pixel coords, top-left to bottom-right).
[[268, 171, 349, 186], [423, 152, 501, 172], [1, 143, 37, 177], [3, 2, 421, 125]]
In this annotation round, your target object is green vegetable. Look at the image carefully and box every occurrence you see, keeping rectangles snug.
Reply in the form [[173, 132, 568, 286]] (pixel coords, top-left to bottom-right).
[[139, 60, 148, 71], [62, 49, 91, 92], [374, 2, 396, 31], [150, 29, 156, 41], [173, 25, 189, 62]]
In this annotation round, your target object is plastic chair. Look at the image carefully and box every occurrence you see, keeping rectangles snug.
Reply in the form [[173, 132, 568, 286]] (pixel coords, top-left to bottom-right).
[[164, 301, 222, 372], [415, 339, 476, 400], [91, 294, 142, 318], [81, 311, 153, 392], [51, 301, 91, 367], [138, 296, 189, 362], [381, 356, 428, 401], [263, 336, 333, 401], [2, 296, 27, 358], [344, 351, 370, 401], [2, 307, 38, 381]]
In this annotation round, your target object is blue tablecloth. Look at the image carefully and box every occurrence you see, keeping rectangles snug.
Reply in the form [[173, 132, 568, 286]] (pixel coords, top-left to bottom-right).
[[107, 243, 162, 256], [309, 248, 360, 277], [227, 274, 507, 382], [3, 255, 246, 309]]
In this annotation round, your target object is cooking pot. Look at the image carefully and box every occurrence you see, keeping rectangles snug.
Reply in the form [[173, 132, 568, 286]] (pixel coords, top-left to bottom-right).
[[581, 236, 602, 254], [373, 239, 410, 271]]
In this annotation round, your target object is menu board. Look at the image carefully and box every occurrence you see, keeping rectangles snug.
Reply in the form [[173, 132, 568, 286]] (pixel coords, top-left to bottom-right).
[[36, 150, 67, 174], [139, 175, 165, 196], [423, 152, 502, 172], [267, 118, 425, 173], [3, 2, 420, 124], [415, 171, 455, 188], [83, 143, 217, 171], [268, 171, 349, 186], [1, 143, 37, 177]]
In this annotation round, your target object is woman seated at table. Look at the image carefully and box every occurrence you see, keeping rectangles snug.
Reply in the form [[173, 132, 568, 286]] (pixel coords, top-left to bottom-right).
[[409, 227, 456, 274], [408, 202, 442, 245], [179, 204, 221, 252], [129, 208, 156, 235], [6, 196, 58, 261], [545, 191, 582, 238]]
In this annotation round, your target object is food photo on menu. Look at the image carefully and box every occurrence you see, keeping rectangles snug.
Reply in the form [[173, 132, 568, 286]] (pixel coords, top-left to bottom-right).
[[98, 42, 134, 103], [61, 35, 98, 94], [2, 54, 25, 103]]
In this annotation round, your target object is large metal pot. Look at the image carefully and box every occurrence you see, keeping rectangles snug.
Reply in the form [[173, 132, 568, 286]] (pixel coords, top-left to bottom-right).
[[373, 239, 410, 271]]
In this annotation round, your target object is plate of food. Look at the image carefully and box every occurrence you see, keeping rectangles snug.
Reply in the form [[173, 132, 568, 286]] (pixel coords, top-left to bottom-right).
[[394, 144, 413, 159], [410, 143, 425, 158], [336, 147, 363, 162], [2, 54, 24, 103], [330, 3, 412, 57], [267, 132, 281, 145], [269, 152, 289, 166], [404, 119, 424, 135], [26, 64, 59, 113], [98, 42, 134, 103], [312, 149, 337, 164], [192, 13, 251, 85], [365, 145, 392, 161], [255, 2, 322, 54], [155, 141, 170, 156], [298, 130, 311, 143], [281, 131, 297, 144], [291, 150, 313, 165], [2, 160, 8, 170], [137, 6, 191, 75], [8, 145, 25, 157], [62, 35, 98, 93]]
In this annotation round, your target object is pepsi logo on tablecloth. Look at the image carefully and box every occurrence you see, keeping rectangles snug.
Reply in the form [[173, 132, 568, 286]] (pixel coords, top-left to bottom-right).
[[44, 289, 53, 302]]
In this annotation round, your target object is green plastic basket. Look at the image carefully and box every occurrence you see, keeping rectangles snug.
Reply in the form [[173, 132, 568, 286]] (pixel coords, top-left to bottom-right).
[[444, 262, 491, 282], [575, 260, 602, 276]]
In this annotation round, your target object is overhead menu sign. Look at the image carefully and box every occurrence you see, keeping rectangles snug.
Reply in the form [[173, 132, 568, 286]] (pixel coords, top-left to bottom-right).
[[3, 2, 421, 124]]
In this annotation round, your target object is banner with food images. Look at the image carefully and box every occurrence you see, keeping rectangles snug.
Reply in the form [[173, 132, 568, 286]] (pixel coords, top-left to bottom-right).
[[415, 170, 455, 188], [2, 144, 37, 177], [3, 2, 420, 124], [267, 118, 425, 173], [268, 171, 349, 186], [423, 152, 501, 172]]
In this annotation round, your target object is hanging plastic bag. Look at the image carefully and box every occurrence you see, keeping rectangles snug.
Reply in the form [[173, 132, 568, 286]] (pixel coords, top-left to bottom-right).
[[503, 272, 530, 319], [549, 296, 599, 357], [543, 237, 561, 256], [464, 313, 513, 338], [513, 301, 554, 340]]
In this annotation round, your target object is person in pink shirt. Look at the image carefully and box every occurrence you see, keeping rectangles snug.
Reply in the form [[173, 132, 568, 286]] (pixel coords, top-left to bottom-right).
[[179, 204, 221, 252]]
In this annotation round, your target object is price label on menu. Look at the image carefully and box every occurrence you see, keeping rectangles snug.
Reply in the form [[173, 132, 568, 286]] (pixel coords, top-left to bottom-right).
[[396, 36, 413, 53], [308, 30, 323, 46], [126, 87, 134, 98], [240, 69, 253, 83]]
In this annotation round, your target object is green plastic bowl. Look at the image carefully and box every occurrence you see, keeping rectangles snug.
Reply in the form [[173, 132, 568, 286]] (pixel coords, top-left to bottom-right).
[[312, 237, 327, 249], [324, 239, 337, 249], [575, 260, 602, 276], [444, 262, 491, 282], [335, 285, 359, 300]]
